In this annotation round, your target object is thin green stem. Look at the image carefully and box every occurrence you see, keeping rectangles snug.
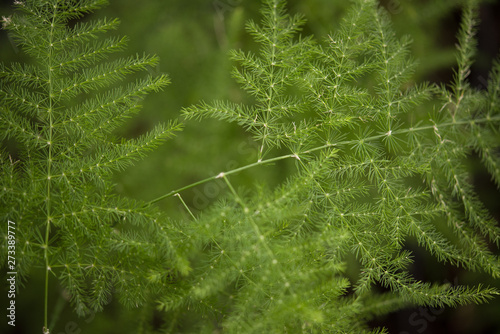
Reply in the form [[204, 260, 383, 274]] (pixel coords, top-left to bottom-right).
[[221, 174, 294, 292], [145, 153, 300, 206], [174, 193, 197, 221], [44, 4, 58, 334], [221, 174, 245, 208], [145, 115, 500, 207]]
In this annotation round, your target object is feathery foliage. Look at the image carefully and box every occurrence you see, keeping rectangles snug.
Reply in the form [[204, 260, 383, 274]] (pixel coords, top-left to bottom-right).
[[1, 0, 499, 333], [179, 0, 500, 332], [0, 1, 184, 332]]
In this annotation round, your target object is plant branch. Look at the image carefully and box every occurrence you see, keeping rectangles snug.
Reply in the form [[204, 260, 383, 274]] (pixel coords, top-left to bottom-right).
[[145, 115, 499, 207], [44, 4, 58, 333]]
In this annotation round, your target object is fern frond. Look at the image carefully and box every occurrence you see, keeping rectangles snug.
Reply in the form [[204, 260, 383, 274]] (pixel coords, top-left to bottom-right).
[[0, 0, 184, 330], [2, 0, 499, 332], [171, 0, 500, 332]]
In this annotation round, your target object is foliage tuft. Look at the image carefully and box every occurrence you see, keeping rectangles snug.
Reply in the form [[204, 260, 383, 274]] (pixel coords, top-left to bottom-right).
[[1, 0, 499, 333]]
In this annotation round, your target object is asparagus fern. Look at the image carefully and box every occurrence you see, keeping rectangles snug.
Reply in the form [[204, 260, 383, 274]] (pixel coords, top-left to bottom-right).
[[1, 0, 499, 333], [0, 0, 184, 332]]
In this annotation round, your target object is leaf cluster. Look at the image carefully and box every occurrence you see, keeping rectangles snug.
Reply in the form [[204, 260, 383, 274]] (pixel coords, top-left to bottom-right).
[[178, 0, 500, 332], [1, 0, 499, 333], [0, 0, 185, 319]]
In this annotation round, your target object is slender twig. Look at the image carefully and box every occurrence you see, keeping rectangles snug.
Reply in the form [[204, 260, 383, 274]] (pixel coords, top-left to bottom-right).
[[145, 115, 500, 207], [44, 5, 58, 333], [145, 152, 300, 206], [174, 193, 197, 221]]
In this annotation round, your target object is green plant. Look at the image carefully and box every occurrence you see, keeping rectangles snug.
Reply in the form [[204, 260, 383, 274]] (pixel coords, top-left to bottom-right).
[[0, 0, 185, 332], [1, 0, 499, 333]]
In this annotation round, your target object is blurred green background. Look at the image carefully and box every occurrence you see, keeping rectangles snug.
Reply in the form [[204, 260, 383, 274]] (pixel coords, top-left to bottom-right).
[[1, 0, 499, 333]]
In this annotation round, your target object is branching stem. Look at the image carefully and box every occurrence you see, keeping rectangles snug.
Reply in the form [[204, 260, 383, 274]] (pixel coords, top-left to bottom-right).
[[146, 115, 499, 207], [44, 4, 58, 333], [145, 152, 299, 206]]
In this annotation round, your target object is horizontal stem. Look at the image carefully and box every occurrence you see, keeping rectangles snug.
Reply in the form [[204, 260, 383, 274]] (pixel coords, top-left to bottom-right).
[[145, 153, 300, 206], [145, 115, 500, 207]]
